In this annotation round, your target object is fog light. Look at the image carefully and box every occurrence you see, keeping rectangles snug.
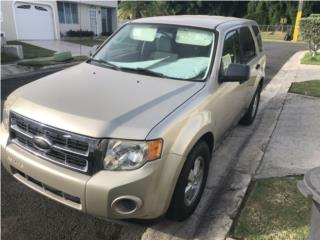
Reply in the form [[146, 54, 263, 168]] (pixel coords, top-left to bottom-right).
[[111, 196, 142, 215]]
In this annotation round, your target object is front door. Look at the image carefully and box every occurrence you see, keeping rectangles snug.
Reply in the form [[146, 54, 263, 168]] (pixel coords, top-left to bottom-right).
[[89, 7, 97, 35], [214, 29, 247, 138]]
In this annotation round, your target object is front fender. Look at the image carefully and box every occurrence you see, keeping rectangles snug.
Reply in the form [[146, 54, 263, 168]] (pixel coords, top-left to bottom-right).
[[169, 110, 214, 157]]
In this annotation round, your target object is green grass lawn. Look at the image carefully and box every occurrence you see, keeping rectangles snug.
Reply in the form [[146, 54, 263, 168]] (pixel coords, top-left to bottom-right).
[[18, 56, 88, 67], [7, 41, 55, 59], [300, 52, 320, 65], [1, 52, 19, 64], [261, 32, 286, 41], [231, 176, 311, 240], [289, 80, 320, 98], [63, 38, 106, 47]]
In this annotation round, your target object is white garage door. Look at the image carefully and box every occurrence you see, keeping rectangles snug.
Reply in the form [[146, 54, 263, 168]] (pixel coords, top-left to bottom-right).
[[15, 3, 55, 40]]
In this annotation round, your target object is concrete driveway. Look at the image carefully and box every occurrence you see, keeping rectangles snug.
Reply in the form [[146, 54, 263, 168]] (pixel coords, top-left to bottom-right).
[[22, 40, 92, 56]]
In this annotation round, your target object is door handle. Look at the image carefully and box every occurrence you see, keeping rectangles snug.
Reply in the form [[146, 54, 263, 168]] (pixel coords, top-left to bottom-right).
[[255, 64, 261, 70]]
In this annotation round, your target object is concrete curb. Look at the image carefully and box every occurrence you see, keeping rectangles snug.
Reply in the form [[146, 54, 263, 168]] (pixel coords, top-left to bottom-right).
[[1, 62, 80, 81]]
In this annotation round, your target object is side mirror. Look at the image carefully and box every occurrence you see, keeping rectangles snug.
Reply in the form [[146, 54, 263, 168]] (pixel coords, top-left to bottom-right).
[[222, 63, 250, 83], [89, 44, 100, 56]]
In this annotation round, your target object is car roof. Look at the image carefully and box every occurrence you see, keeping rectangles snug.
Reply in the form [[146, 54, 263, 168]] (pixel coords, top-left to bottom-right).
[[132, 15, 254, 30]]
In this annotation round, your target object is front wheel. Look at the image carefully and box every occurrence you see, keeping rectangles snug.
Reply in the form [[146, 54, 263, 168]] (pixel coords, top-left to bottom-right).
[[239, 85, 261, 126], [166, 141, 210, 221]]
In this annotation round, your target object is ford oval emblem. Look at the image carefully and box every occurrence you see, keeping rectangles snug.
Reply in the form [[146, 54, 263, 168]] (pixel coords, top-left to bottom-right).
[[33, 136, 52, 152]]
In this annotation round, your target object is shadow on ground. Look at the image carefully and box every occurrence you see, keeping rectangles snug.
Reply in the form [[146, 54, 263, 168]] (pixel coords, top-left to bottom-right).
[[1, 167, 146, 240]]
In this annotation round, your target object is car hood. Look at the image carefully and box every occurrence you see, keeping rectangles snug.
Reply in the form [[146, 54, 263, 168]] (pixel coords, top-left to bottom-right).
[[10, 63, 204, 139]]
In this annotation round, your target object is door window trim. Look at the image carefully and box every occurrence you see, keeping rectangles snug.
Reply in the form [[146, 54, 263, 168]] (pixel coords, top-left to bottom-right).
[[218, 27, 242, 83]]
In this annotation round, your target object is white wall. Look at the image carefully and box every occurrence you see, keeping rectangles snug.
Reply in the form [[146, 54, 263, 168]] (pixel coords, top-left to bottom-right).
[[60, 3, 117, 37], [67, 0, 117, 8], [1, 1, 17, 40]]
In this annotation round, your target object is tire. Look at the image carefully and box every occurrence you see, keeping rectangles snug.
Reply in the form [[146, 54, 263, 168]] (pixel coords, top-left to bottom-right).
[[166, 141, 210, 221], [239, 84, 262, 126]]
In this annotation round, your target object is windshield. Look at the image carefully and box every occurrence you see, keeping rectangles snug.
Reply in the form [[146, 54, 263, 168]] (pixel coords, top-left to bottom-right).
[[92, 23, 216, 81]]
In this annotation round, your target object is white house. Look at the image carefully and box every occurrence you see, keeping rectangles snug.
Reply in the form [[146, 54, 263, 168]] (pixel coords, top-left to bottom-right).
[[1, 0, 118, 40]]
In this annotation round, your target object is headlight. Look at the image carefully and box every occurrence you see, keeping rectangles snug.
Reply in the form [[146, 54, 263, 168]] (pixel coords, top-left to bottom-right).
[[103, 139, 163, 170], [2, 103, 10, 130]]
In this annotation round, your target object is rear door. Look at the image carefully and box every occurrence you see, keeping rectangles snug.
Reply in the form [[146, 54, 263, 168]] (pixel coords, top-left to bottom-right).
[[251, 25, 266, 92], [238, 26, 260, 104]]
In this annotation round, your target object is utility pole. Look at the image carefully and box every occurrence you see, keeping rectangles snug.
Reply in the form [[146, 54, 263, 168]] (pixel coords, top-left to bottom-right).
[[293, 0, 303, 42]]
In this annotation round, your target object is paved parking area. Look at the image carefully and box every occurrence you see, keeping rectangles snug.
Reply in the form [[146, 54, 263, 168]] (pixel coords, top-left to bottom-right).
[[1, 41, 307, 240]]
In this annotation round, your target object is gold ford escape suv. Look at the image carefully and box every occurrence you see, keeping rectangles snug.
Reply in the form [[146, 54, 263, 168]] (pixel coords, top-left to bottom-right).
[[1, 16, 266, 221]]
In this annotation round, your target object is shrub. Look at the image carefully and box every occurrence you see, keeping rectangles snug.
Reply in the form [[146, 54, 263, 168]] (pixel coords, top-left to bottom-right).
[[300, 15, 320, 58], [101, 31, 112, 36], [310, 14, 320, 18], [66, 30, 94, 37]]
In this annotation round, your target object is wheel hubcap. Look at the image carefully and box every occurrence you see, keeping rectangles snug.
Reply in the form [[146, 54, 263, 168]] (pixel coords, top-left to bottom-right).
[[184, 156, 204, 206]]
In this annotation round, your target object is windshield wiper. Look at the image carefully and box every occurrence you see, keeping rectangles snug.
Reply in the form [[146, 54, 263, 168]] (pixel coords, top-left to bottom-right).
[[120, 67, 166, 78], [88, 59, 166, 78], [88, 58, 120, 70]]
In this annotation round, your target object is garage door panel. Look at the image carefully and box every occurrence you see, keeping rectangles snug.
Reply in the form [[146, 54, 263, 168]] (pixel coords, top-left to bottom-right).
[[15, 4, 55, 40]]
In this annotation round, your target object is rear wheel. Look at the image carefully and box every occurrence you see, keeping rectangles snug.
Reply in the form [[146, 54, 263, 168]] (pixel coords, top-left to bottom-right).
[[239, 85, 262, 126], [166, 141, 210, 221]]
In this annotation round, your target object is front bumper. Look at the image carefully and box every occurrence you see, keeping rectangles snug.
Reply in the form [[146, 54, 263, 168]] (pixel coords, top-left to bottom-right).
[[1, 126, 182, 219]]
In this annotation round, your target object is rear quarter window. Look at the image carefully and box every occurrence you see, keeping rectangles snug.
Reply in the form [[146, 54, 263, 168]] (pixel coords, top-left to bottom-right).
[[252, 25, 263, 52]]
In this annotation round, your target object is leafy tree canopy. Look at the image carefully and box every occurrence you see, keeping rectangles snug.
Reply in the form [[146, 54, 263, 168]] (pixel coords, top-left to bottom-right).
[[118, 1, 320, 26]]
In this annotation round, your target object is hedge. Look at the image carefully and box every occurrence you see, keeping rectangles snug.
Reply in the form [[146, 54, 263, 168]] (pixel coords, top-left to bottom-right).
[[300, 15, 320, 57], [66, 30, 94, 37]]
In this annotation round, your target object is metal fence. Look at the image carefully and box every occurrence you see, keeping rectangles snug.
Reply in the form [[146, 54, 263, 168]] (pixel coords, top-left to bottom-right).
[[259, 25, 293, 33]]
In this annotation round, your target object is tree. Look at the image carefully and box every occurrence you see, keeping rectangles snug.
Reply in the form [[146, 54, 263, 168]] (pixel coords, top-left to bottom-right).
[[300, 15, 320, 57], [118, 1, 320, 28], [118, 1, 173, 20], [119, 1, 249, 20], [246, 1, 299, 25]]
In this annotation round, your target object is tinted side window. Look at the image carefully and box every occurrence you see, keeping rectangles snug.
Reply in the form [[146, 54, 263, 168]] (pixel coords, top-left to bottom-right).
[[221, 30, 241, 75], [252, 25, 263, 52], [239, 27, 256, 63]]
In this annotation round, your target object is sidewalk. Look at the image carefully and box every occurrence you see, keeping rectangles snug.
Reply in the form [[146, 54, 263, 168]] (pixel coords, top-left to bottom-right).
[[22, 40, 91, 56], [1, 64, 34, 80], [256, 54, 320, 179], [1, 61, 81, 80]]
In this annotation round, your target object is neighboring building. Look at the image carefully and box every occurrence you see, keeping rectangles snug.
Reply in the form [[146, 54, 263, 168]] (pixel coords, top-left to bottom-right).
[[1, 0, 118, 40]]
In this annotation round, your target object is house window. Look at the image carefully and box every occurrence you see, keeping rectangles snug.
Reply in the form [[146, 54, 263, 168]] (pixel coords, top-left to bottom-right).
[[57, 1, 78, 24]]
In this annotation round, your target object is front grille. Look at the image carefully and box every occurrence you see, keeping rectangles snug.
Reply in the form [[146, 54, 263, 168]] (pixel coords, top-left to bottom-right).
[[9, 112, 97, 174]]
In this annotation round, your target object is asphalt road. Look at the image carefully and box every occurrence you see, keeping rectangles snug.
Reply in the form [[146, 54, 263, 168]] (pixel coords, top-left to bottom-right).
[[263, 41, 305, 85], [1, 41, 306, 240]]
